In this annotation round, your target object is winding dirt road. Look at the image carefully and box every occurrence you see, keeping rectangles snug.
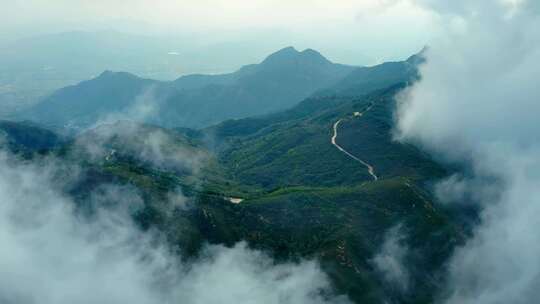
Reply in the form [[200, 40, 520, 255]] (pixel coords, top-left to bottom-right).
[[331, 106, 379, 181]]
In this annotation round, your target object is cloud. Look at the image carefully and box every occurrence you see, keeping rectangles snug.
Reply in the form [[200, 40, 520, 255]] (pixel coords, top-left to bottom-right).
[[0, 139, 349, 304], [173, 242, 350, 304], [395, 0, 540, 303], [372, 225, 410, 293], [74, 120, 209, 177], [434, 174, 502, 206], [94, 85, 164, 128]]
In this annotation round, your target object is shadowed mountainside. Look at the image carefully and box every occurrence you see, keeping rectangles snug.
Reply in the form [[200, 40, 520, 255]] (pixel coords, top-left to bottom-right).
[[21, 47, 356, 130]]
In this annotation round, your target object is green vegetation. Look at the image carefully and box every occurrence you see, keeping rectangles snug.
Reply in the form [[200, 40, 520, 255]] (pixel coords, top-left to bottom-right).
[[215, 85, 445, 193], [0, 120, 64, 154], [2, 57, 466, 303]]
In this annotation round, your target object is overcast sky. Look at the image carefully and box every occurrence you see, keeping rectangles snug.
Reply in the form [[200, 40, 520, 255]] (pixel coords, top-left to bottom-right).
[[1, 0, 438, 65]]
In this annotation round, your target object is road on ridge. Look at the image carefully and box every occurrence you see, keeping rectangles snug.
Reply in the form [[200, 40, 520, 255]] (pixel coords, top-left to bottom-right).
[[331, 106, 379, 181]]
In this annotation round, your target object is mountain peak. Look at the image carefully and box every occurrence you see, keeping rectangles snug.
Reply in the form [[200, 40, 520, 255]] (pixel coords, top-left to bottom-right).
[[279, 46, 299, 53], [262, 47, 299, 63], [261, 47, 330, 66], [300, 48, 330, 63], [96, 70, 141, 81], [97, 70, 118, 78]]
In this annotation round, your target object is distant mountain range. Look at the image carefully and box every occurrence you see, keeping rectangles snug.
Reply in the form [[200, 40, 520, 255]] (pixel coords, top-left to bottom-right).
[[19, 47, 420, 131], [0, 31, 289, 116]]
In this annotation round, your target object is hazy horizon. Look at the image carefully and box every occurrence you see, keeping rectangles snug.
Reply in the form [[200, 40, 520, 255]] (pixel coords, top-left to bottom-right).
[[0, 0, 437, 67]]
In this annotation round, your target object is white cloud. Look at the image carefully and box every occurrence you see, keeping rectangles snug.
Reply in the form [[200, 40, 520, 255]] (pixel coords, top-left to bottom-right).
[[395, 0, 540, 302], [372, 225, 410, 293], [0, 143, 349, 304]]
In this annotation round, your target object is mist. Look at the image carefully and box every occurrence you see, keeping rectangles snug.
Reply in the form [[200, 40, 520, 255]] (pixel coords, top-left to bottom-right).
[[396, 0, 540, 302], [372, 225, 410, 293], [0, 147, 350, 304], [0, 0, 435, 66]]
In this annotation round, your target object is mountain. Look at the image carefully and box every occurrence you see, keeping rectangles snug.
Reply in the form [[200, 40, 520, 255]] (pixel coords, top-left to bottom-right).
[[210, 85, 443, 190], [0, 31, 329, 117], [0, 31, 191, 114], [14, 83, 462, 304], [21, 48, 424, 131], [25, 71, 160, 130], [196, 81, 462, 304], [158, 47, 356, 127], [5, 48, 465, 304], [20, 47, 356, 130], [0, 120, 65, 155], [315, 53, 422, 98]]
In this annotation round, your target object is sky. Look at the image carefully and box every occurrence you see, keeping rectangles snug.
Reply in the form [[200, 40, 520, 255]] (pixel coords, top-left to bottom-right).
[[0, 0, 437, 65]]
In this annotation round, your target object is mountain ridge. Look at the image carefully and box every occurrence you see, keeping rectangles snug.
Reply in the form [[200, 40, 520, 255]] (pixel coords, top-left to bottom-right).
[[19, 47, 425, 134], [20, 47, 357, 130]]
